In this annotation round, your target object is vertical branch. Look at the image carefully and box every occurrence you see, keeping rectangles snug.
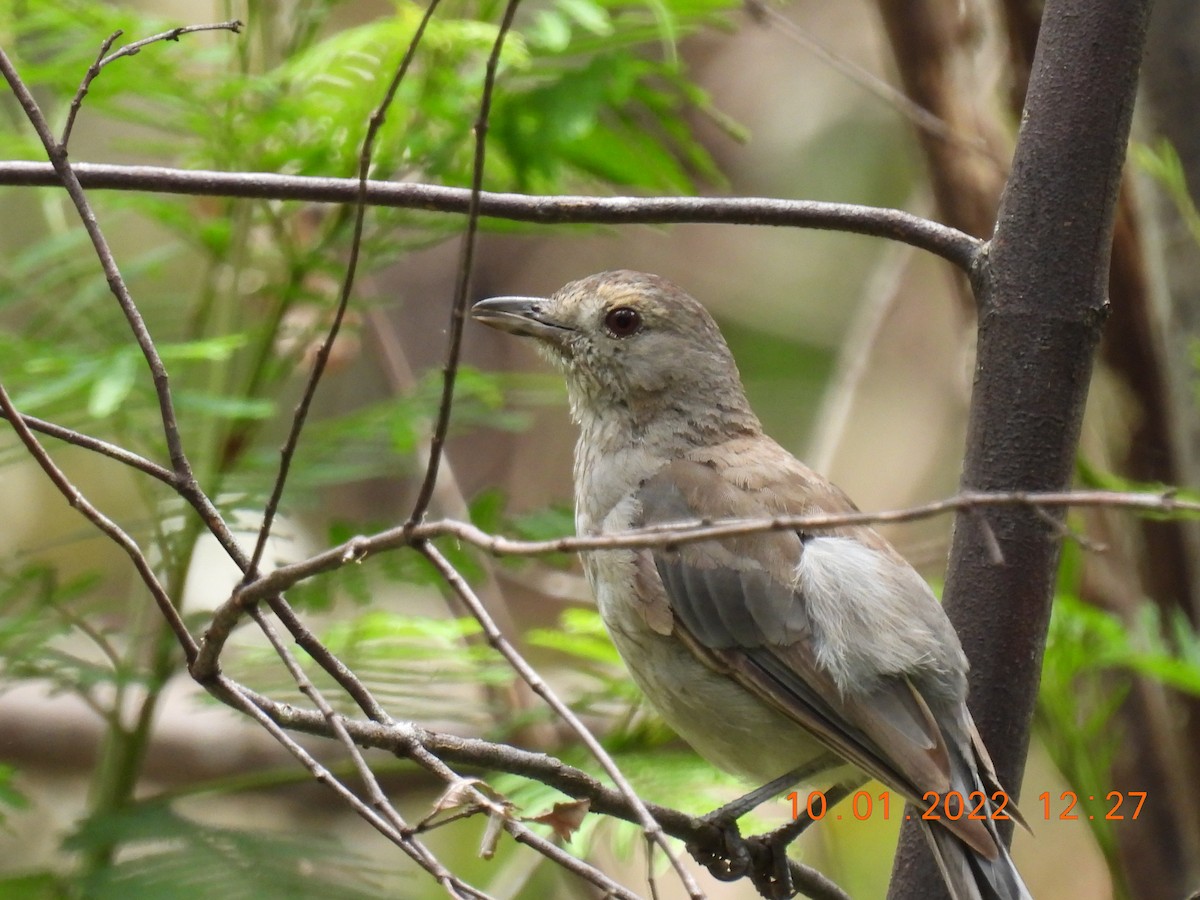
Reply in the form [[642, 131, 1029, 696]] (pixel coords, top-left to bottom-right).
[[1006, 2, 1200, 889], [889, 1, 1154, 897], [404, 0, 522, 526], [247, 0, 443, 575]]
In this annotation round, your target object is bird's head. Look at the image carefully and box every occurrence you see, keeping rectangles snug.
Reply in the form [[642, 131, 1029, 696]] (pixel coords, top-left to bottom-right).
[[472, 270, 759, 437]]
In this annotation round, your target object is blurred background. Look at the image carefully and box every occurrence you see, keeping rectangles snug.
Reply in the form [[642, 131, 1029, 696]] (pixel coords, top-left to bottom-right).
[[2, 1, 1198, 897]]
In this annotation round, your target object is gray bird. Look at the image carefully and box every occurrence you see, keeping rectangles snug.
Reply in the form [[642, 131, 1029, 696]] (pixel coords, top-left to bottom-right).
[[472, 270, 1032, 900]]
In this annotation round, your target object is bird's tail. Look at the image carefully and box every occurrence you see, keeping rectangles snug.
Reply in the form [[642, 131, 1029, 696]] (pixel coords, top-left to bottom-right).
[[921, 819, 1033, 900], [919, 717, 1034, 900]]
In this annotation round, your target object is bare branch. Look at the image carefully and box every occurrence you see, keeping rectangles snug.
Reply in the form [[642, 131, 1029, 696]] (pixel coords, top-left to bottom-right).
[[196, 2, 448, 731], [207, 675, 650, 899], [406, 0, 522, 527], [62, 20, 243, 146], [0, 52, 198, 482], [0, 381, 197, 661], [239, 686, 851, 900], [0, 408, 175, 485], [395, 719, 651, 900], [247, 0, 440, 576], [0, 161, 982, 271], [366, 310, 548, 732], [208, 675, 488, 900], [216, 487, 1200, 608], [418, 541, 708, 900], [246, 607, 425, 841], [62, 30, 123, 148], [888, 0, 1154, 895]]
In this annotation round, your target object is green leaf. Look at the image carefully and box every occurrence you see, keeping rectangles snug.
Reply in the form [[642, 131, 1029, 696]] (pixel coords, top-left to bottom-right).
[[156, 334, 251, 362], [0, 764, 30, 823], [469, 487, 508, 533], [69, 802, 389, 900], [87, 350, 139, 418], [174, 391, 276, 421], [0, 872, 62, 900]]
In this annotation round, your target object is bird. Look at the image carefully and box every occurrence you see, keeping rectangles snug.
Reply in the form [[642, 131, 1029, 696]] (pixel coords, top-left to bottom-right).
[[471, 270, 1032, 900]]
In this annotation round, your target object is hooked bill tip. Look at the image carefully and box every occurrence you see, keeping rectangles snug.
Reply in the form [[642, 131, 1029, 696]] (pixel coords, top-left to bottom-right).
[[471, 296, 570, 341]]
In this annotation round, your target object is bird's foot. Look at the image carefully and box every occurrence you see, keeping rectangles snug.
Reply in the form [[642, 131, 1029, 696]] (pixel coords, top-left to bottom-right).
[[686, 815, 752, 881], [688, 780, 860, 898]]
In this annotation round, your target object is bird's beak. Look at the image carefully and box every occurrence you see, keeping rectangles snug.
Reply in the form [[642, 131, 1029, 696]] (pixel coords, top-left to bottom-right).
[[471, 296, 573, 343]]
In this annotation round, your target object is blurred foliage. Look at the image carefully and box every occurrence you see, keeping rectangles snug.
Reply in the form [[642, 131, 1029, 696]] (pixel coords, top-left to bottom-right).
[[1038, 498, 1200, 895], [65, 802, 391, 900], [1133, 140, 1200, 416], [0, 764, 29, 826], [0, 0, 742, 896], [1133, 139, 1200, 248]]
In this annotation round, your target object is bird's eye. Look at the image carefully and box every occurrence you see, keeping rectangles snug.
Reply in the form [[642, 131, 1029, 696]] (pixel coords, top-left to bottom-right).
[[604, 306, 643, 337]]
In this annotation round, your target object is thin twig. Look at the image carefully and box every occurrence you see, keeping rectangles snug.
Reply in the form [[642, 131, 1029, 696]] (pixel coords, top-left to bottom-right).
[[209, 675, 488, 900], [0, 408, 175, 485], [404, 0, 522, 527], [0, 381, 198, 660], [0, 409, 249, 596], [246, 2, 439, 577], [0, 161, 983, 271], [61, 20, 243, 146], [501, 819, 648, 900], [0, 52, 197, 482], [211, 675, 647, 899], [366, 307, 547, 733], [219, 487, 1200, 606], [196, 0, 446, 724], [62, 30, 123, 147], [4, 34, 386, 735], [418, 542, 707, 900], [241, 686, 851, 900], [246, 607, 414, 837], [745, 1, 1005, 168], [261, 595, 392, 721], [395, 721, 650, 900]]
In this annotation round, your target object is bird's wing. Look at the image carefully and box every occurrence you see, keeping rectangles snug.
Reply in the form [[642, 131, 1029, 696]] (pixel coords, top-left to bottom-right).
[[635, 457, 1000, 858]]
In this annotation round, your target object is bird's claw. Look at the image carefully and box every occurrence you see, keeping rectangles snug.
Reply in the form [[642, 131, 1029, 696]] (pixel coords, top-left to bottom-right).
[[744, 831, 797, 900], [686, 816, 751, 881]]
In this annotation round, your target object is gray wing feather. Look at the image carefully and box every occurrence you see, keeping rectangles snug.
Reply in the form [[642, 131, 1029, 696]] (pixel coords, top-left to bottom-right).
[[636, 462, 1012, 859]]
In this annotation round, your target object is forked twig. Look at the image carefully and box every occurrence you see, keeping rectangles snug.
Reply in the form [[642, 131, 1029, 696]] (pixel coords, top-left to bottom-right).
[[0, 382, 197, 660], [0, 50, 201, 491], [419, 542, 707, 900], [0, 408, 175, 485], [243, 685, 851, 900], [246, 606, 419, 836], [62, 20, 243, 147], [208, 674, 488, 900]]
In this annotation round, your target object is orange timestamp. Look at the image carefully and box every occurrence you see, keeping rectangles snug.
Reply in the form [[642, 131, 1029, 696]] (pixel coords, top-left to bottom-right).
[[1038, 790, 1146, 821], [786, 789, 1147, 822]]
